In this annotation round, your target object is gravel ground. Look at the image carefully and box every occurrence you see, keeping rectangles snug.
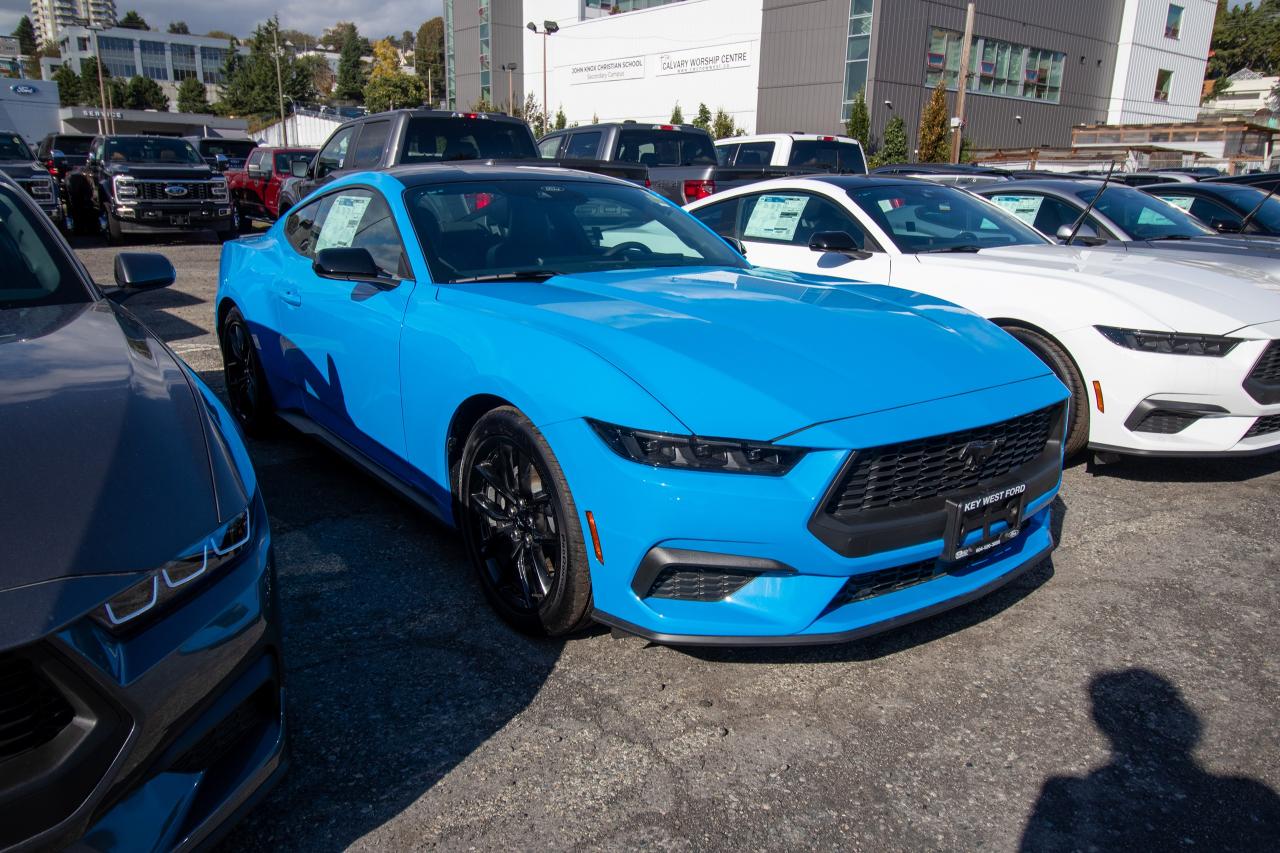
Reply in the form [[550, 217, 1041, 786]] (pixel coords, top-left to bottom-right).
[[76, 235, 1280, 852]]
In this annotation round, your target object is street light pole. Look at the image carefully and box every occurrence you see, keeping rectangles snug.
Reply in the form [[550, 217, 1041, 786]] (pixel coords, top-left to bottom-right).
[[526, 21, 558, 136], [501, 62, 518, 115]]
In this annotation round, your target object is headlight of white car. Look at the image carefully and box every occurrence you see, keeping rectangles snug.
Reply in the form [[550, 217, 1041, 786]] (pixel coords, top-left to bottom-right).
[[1095, 326, 1243, 357]]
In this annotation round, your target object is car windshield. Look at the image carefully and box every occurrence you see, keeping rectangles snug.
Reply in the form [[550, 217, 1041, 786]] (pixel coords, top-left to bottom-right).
[[400, 117, 539, 163], [848, 183, 1047, 253], [105, 137, 203, 165], [1075, 185, 1212, 239], [199, 140, 255, 159], [274, 151, 314, 172], [614, 129, 717, 167], [405, 179, 747, 283], [0, 187, 88, 309], [0, 134, 33, 161], [54, 136, 92, 155]]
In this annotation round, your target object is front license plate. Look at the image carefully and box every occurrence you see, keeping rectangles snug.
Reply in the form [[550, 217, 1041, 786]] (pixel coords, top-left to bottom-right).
[[169, 214, 190, 226], [942, 482, 1028, 562]]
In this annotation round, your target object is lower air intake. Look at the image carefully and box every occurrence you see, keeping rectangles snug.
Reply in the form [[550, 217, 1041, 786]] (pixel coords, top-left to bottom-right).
[[646, 567, 758, 601]]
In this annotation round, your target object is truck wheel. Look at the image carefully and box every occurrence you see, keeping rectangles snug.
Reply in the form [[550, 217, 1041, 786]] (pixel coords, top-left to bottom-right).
[[103, 211, 123, 244]]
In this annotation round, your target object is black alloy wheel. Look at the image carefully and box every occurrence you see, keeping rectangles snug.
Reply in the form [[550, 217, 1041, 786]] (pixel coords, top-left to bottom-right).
[[459, 408, 593, 636], [219, 306, 275, 435]]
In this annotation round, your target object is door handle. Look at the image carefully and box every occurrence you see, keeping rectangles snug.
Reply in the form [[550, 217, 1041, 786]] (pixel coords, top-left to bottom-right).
[[281, 289, 302, 307]]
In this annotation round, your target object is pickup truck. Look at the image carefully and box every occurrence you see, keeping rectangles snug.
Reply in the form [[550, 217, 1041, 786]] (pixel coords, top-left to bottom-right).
[[0, 130, 61, 224], [184, 136, 258, 172], [715, 133, 866, 174], [66, 135, 233, 242], [35, 132, 93, 207], [225, 146, 316, 230], [536, 122, 817, 205], [277, 109, 648, 215]]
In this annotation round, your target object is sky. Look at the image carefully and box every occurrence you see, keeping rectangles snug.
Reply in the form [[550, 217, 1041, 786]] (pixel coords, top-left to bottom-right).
[[0, 0, 443, 43]]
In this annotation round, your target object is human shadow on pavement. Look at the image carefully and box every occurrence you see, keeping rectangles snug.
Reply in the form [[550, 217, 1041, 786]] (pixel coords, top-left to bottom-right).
[[1019, 669, 1280, 852]]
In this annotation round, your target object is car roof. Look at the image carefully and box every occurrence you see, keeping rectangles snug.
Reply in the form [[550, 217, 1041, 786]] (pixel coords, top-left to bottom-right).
[[800, 174, 966, 190], [385, 162, 637, 188], [719, 133, 858, 143], [975, 179, 1104, 194], [872, 162, 1010, 175]]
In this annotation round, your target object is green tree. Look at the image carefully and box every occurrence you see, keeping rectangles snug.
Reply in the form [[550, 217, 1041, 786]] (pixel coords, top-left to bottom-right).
[[167, 21, 190, 35], [218, 19, 316, 118], [296, 54, 333, 99], [177, 77, 211, 113], [917, 80, 950, 163], [414, 18, 444, 104], [78, 56, 110, 107], [845, 88, 871, 151], [124, 75, 169, 110], [51, 64, 81, 106], [118, 11, 150, 30], [555, 106, 566, 129], [878, 114, 909, 164], [669, 102, 683, 124], [711, 107, 740, 139], [335, 26, 367, 101], [11, 16, 36, 55], [1207, 0, 1280, 79], [692, 102, 712, 132], [364, 38, 425, 111]]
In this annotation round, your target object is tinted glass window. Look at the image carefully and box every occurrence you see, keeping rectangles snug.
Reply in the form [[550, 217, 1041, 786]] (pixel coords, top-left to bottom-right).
[[1207, 187, 1280, 231], [848, 183, 1046, 253], [246, 149, 266, 170], [0, 188, 87, 309], [404, 179, 746, 283], [316, 127, 357, 177], [564, 132, 602, 159], [274, 150, 315, 173], [0, 134, 32, 160], [788, 141, 866, 173], [198, 140, 255, 159], [104, 137, 202, 165], [1075, 186, 1210, 239], [987, 192, 1105, 239], [738, 192, 871, 248], [715, 144, 738, 166], [53, 136, 92, 155], [689, 198, 739, 237], [613, 130, 716, 166], [400, 117, 539, 163], [353, 120, 390, 168], [537, 136, 562, 158], [284, 195, 335, 258], [733, 141, 775, 166], [311, 189, 406, 278]]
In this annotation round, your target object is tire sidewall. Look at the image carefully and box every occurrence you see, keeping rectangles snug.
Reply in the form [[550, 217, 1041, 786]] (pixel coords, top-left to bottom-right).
[[1008, 327, 1089, 457], [219, 307, 273, 435]]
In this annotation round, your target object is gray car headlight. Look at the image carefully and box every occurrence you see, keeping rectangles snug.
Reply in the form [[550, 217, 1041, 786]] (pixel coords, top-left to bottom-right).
[[1095, 326, 1243, 357], [93, 508, 252, 631], [588, 419, 808, 475]]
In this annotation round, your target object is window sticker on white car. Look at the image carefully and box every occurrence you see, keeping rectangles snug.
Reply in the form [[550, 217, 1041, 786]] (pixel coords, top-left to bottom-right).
[[743, 194, 808, 241], [315, 194, 372, 251], [1162, 196, 1195, 212], [990, 194, 1044, 225]]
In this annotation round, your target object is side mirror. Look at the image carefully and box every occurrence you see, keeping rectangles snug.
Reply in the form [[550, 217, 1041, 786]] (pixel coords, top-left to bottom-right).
[[247, 165, 264, 179], [291, 160, 310, 178], [1213, 220, 1244, 234], [313, 247, 389, 284], [723, 236, 747, 256], [809, 231, 871, 259], [1055, 222, 1106, 245], [113, 253, 176, 290]]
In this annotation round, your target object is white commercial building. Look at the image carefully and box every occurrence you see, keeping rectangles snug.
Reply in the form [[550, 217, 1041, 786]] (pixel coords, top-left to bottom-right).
[[29, 0, 117, 47], [1106, 0, 1217, 125]]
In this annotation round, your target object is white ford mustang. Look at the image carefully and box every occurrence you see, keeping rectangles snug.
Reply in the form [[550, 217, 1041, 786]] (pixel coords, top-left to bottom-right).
[[686, 176, 1280, 458]]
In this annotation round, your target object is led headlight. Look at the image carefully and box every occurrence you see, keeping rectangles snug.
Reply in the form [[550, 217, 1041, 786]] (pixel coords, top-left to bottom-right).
[[113, 175, 137, 198], [1095, 326, 1243, 357], [95, 508, 251, 630], [588, 420, 808, 476]]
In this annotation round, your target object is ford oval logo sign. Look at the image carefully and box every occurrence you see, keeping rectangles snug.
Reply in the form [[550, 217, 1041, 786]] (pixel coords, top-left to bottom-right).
[[164, 185, 188, 197], [11, 84, 36, 96]]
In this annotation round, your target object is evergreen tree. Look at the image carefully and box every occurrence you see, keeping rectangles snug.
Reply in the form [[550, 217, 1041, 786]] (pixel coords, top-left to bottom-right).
[[217, 20, 315, 118], [1207, 0, 1280, 79], [414, 18, 444, 104], [692, 103, 712, 132], [879, 114, 909, 164], [555, 107, 566, 129], [168, 22, 190, 35], [12, 16, 36, 56], [177, 77, 211, 113], [51, 64, 81, 106], [118, 11, 150, 30], [124, 75, 169, 110], [916, 81, 950, 163], [78, 56, 110, 107], [335, 27, 367, 101], [670, 103, 683, 124], [711, 107, 740, 139], [845, 89, 871, 151]]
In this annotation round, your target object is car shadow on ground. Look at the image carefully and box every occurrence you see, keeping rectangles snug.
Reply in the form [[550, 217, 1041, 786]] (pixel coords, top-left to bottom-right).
[[1019, 668, 1280, 851], [202, 378, 564, 851], [1084, 452, 1280, 484]]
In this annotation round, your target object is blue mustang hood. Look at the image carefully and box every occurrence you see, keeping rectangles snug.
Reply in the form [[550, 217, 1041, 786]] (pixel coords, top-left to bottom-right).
[[438, 267, 1053, 441]]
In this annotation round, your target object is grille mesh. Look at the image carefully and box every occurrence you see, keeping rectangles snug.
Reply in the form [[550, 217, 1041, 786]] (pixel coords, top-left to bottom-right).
[[1134, 410, 1199, 434], [1244, 415, 1280, 439], [1247, 341, 1280, 386], [823, 405, 1059, 519], [0, 654, 75, 760], [134, 181, 215, 201], [826, 559, 947, 611], [646, 567, 758, 601]]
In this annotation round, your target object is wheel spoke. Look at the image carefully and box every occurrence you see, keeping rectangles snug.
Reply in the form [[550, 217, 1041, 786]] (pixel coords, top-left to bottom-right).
[[473, 462, 517, 504], [472, 493, 514, 526], [511, 542, 536, 608]]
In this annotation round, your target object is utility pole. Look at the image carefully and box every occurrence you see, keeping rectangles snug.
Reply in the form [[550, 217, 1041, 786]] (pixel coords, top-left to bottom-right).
[[949, 1, 976, 164], [92, 29, 107, 135], [273, 18, 289, 146], [502, 62, 518, 115]]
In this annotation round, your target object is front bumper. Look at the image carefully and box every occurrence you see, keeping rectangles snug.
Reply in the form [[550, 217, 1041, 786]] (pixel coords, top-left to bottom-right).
[[1063, 326, 1280, 457], [0, 491, 284, 852], [112, 201, 233, 233], [540, 386, 1064, 645]]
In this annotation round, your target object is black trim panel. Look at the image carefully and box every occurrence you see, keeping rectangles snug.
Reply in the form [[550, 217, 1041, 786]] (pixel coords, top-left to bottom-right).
[[1088, 440, 1280, 459]]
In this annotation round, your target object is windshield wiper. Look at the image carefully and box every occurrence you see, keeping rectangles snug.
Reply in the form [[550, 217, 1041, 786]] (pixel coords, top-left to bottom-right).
[[451, 270, 562, 284], [920, 245, 982, 253]]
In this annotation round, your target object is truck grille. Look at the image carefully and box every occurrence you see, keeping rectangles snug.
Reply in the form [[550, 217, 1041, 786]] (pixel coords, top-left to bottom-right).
[[16, 177, 53, 199], [133, 180, 216, 201], [0, 653, 75, 761], [822, 405, 1060, 520], [1244, 341, 1280, 404]]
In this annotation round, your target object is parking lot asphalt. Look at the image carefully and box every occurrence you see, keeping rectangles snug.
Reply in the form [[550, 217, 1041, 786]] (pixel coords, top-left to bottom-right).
[[75, 233, 1279, 851]]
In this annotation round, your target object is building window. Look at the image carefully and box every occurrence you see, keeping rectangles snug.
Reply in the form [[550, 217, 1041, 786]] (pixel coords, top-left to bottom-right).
[[1164, 4, 1183, 39], [171, 43, 198, 81], [76, 37, 89, 52], [140, 40, 168, 81], [444, 0, 455, 108], [1154, 68, 1173, 102], [201, 46, 226, 85], [926, 28, 1064, 104], [841, 0, 874, 121], [97, 36, 137, 78], [479, 0, 491, 103]]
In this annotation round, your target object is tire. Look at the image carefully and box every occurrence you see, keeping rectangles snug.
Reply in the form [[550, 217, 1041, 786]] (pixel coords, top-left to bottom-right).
[[216, 225, 237, 243], [104, 210, 123, 243], [219, 306, 276, 436], [457, 407, 594, 637], [1004, 326, 1090, 457]]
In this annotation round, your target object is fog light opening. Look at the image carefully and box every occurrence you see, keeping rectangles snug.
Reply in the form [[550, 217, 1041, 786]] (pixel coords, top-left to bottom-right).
[[585, 511, 604, 564]]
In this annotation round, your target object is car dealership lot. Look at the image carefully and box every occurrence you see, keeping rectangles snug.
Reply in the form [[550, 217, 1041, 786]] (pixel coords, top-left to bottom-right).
[[72, 236, 1280, 850]]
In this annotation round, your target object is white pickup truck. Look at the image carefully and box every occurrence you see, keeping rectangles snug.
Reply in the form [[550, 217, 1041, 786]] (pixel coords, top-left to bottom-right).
[[715, 133, 867, 174]]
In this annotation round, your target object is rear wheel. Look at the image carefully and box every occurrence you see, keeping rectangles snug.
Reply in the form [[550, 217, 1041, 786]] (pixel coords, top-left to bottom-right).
[[219, 306, 276, 436], [1004, 326, 1089, 457], [458, 407, 593, 636]]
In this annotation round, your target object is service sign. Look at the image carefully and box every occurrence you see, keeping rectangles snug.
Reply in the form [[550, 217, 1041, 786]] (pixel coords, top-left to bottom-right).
[[656, 42, 753, 77], [569, 56, 645, 85]]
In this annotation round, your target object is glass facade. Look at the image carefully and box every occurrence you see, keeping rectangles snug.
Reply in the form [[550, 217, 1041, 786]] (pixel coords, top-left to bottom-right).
[[140, 40, 168, 81], [479, 0, 491, 103], [98, 36, 137, 78], [841, 0, 873, 121], [444, 0, 455, 108], [171, 43, 198, 82], [926, 27, 1065, 104], [200, 46, 226, 84]]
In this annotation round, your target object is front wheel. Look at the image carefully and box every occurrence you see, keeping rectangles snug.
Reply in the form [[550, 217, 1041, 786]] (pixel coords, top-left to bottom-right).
[[219, 306, 276, 436], [458, 407, 594, 636], [1004, 326, 1090, 457], [103, 210, 123, 243]]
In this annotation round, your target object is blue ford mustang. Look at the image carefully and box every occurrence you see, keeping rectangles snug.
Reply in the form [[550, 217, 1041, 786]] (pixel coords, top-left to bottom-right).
[[217, 165, 1067, 645]]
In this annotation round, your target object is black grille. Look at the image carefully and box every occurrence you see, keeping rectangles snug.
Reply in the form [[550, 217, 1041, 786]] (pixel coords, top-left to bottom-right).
[[134, 180, 215, 201], [1245, 341, 1280, 404], [826, 559, 947, 611], [646, 567, 758, 601], [1133, 410, 1200, 434], [0, 654, 75, 760], [823, 405, 1059, 520], [1244, 415, 1280, 439], [17, 178, 52, 199]]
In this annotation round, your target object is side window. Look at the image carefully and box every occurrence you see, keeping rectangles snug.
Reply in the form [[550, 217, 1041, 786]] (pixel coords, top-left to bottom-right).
[[312, 189, 408, 279], [689, 198, 740, 238], [734, 141, 775, 166], [537, 136, 563, 158], [316, 126, 357, 178], [564, 131, 602, 160], [284, 195, 332, 258], [246, 149, 266, 171], [716, 144, 739, 166], [1187, 197, 1242, 229], [987, 192, 1093, 238], [738, 192, 875, 249], [353, 120, 390, 169]]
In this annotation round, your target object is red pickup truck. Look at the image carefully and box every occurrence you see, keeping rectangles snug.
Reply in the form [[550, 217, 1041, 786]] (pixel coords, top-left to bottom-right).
[[226, 146, 316, 230]]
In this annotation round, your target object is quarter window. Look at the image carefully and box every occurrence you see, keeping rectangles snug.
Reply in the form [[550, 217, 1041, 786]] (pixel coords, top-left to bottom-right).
[[689, 198, 741, 238], [538, 136, 562, 158], [284, 196, 334, 258], [316, 127, 357, 178], [564, 131, 602, 159], [353, 121, 390, 169]]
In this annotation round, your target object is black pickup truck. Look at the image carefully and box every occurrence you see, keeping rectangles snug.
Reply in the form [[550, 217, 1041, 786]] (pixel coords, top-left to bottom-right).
[[277, 109, 648, 214], [536, 122, 815, 205], [65, 135, 234, 242], [0, 130, 61, 224]]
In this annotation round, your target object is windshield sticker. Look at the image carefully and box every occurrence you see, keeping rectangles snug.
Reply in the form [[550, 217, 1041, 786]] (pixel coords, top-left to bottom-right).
[[990, 194, 1043, 225], [743, 194, 808, 240], [315, 195, 372, 251], [1161, 196, 1195, 212], [1136, 207, 1175, 226]]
